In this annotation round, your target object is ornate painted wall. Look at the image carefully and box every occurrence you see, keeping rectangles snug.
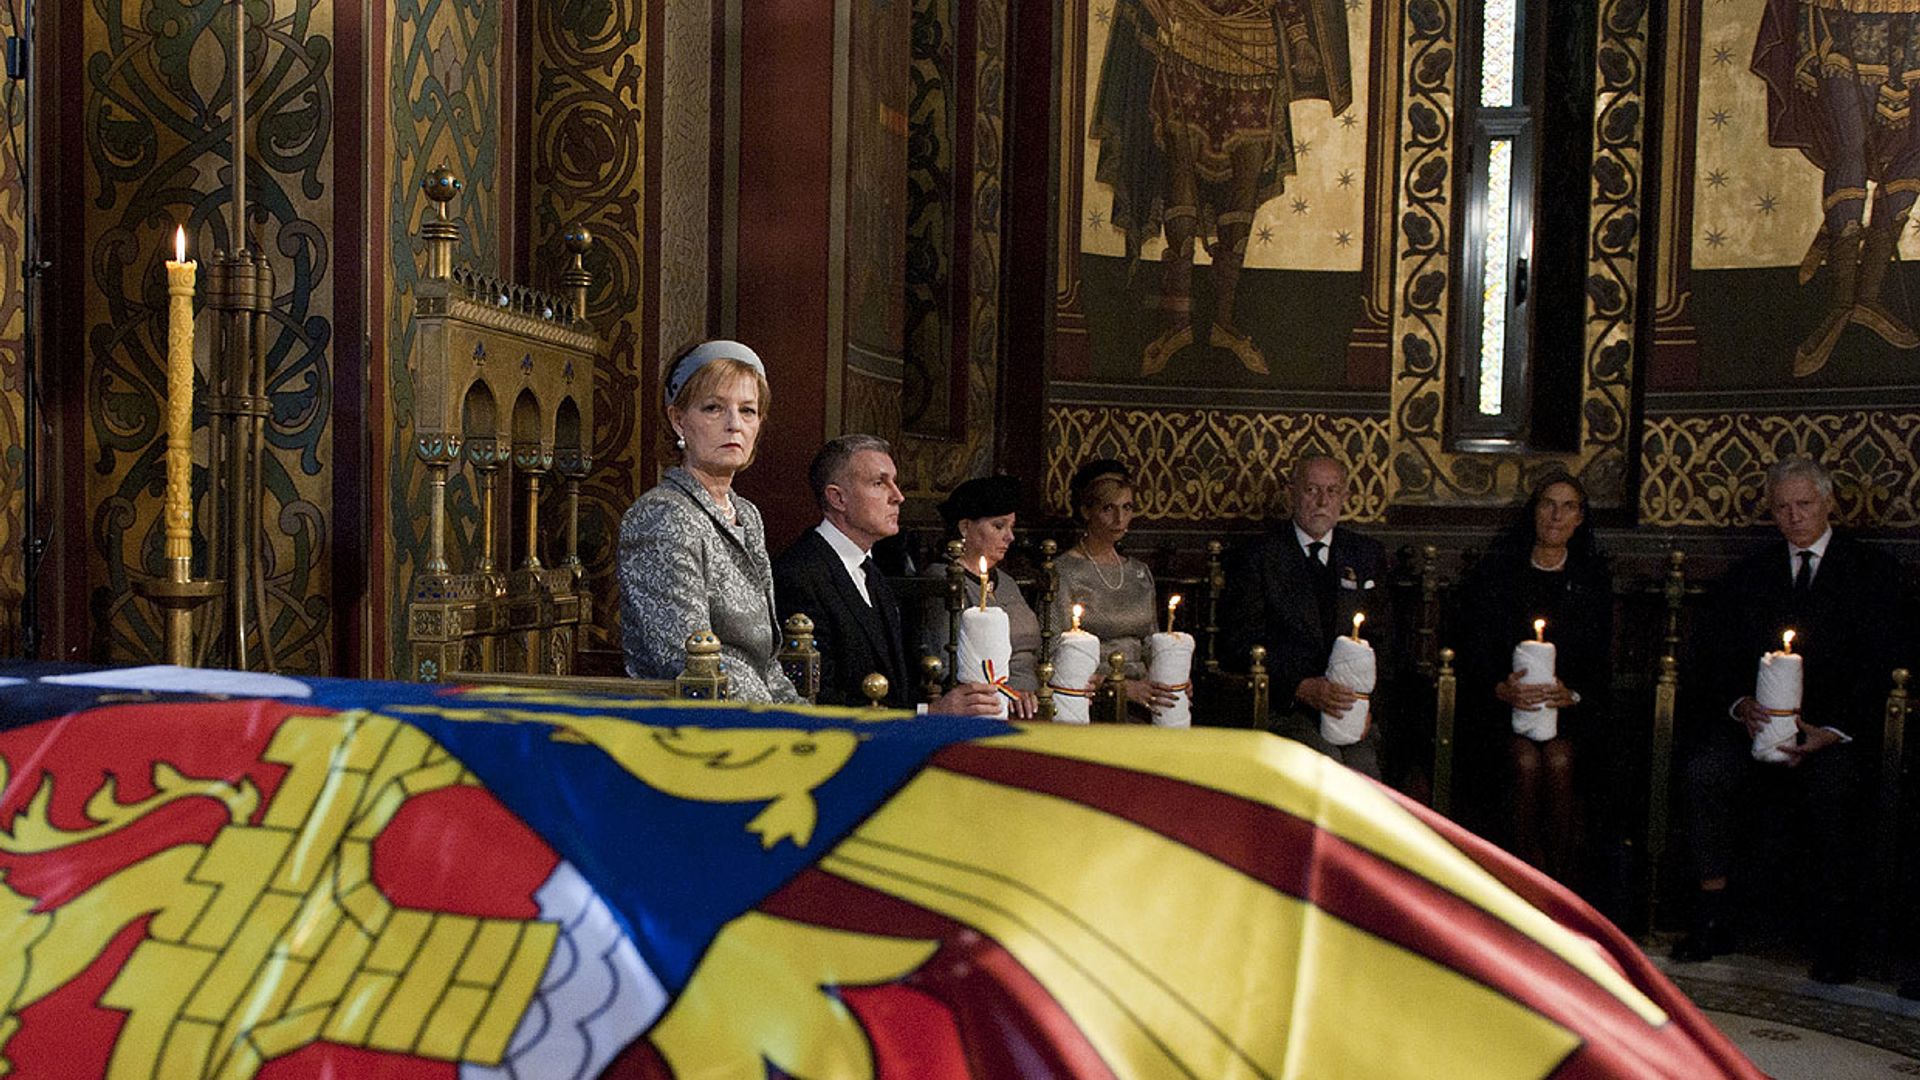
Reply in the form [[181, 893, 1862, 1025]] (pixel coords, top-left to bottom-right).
[[0, 2, 22, 655], [1046, 0, 1651, 523], [1644, 0, 1920, 529], [379, 0, 503, 675], [895, 0, 1003, 500], [1049, 0, 1395, 521], [83, 0, 337, 669], [529, 0, 647, 652]]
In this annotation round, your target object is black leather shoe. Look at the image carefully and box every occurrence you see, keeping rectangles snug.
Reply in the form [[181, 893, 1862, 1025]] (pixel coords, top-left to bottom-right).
[[1808, 959, 1856, 986]]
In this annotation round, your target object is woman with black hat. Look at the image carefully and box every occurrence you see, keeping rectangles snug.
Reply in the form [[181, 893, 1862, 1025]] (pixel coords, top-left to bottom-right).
[[617, 340, 800, 702], [920, 475, 1040, 718]]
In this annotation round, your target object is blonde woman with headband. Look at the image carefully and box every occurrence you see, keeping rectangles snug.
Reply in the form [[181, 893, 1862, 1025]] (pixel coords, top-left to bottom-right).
[[618, 339, 800, 702]]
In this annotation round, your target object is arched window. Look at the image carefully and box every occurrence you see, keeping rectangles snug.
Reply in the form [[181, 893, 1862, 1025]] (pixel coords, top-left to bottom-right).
[[1453, 0, 1595, 450]]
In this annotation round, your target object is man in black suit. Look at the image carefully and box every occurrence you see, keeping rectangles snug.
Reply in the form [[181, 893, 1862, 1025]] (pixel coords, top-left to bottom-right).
[[1220, 454, 1391, 778], [774, 435, 999, 715], [1673, 457, 1906, 984]]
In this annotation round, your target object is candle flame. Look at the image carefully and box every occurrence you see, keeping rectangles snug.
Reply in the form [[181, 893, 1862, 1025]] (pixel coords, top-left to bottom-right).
[[1782, 629, 1795, 654], [1071, 603, 1083, 632], [1168, 595, 1182, 612], [174, 225, 187, 263], [1352, 611, 1366, 641], [976, 555, 989, 612], [1533, 618, 1546, 642], [978, 556, 988, 575]]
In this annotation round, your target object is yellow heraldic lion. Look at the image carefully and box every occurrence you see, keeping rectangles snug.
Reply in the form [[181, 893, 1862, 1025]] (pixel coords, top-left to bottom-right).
[[394, 705, 864, 849]]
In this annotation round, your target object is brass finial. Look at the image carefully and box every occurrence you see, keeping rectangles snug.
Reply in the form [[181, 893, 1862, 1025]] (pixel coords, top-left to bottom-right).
[[560, 224, 594, 323], [1108, 651, 1127, 678], [1438, 646, 1455, 670], [862, 673, 890, 708], [1896, 668, 1911, 690], [784, 612, 814, 636], [1669, 548, 1686, 569], [422, 164, 462, 217], [1040, 538, 1057, 557], [1250, 645, 1267, 673], [920, 655, 946, 701]]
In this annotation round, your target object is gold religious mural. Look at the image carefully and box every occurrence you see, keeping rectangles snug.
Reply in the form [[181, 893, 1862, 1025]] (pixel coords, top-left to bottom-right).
[[1641, 411, 1920, 528], [1065, 0, 1379, 387], [1045, 405, 1389, 523], [1672, 0, 1920, 384]]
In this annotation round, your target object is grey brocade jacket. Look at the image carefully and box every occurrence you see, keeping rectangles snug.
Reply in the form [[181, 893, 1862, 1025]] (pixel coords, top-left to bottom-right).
[[617, 467, 801, 703]]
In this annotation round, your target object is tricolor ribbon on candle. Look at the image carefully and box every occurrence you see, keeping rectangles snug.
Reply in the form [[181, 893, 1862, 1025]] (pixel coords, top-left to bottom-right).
[[980, 660, 1019, 704], [1048, 682, 1097, 699]]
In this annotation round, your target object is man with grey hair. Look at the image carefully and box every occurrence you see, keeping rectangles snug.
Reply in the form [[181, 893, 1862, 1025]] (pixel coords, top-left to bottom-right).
[[774, 435, 1000, 715], [1673, 456, 1905, 984], [1219, 452, 1392, 778]]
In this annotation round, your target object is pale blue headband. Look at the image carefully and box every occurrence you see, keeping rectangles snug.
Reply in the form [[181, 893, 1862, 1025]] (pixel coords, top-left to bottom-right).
[[665, 339, 766, 403]]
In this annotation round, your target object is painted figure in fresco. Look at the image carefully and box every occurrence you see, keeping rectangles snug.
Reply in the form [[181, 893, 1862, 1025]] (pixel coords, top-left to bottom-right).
[[1089, 0, 1352, 377], [1753, 1, 1920, 374]]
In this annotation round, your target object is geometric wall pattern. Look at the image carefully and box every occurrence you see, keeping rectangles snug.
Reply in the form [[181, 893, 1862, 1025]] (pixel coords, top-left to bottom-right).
[[1045, 405, 1390, 523], [1641, 411, 1920, 528]]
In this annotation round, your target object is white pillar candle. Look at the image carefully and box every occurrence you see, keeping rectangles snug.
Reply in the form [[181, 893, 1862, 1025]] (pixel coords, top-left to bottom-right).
[[958, 605, 1014, 719], [1511, 640, 1559, 741], [1321, 635, 1376, 746], [1145, 631, 1194, 728], [1050, 628, 1101, 725], [1752, 649, 1803, 763]]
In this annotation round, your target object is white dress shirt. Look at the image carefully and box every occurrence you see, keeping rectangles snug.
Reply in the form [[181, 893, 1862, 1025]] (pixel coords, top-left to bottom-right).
[[1294, 523, 1333, 564], [1787, 526, 1833, 587], [815, 519, 874, 606]]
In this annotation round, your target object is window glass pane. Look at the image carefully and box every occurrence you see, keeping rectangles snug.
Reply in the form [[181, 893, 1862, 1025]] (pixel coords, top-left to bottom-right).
[[1481, 0, 1517, 107], [1479, 138, 1514, 417]]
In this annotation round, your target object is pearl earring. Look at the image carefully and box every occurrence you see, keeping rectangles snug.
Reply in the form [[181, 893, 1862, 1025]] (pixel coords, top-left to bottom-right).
[[675, 434, 686, 450]]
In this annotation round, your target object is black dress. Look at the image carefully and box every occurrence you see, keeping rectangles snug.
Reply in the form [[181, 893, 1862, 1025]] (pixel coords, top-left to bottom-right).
[[1451, 546, 1614, 834]]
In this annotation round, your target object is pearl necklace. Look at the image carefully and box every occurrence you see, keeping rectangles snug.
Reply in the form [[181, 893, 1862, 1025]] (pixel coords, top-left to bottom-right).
[[1076, 544, 1128, 590]]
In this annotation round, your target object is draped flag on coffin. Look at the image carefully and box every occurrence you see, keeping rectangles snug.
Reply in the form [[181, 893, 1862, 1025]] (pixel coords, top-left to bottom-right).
[[0, 665, 1760, 1079]]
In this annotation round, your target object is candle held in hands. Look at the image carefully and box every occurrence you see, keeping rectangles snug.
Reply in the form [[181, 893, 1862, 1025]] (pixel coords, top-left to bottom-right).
[[1782, 629, 1796, 654], [1070, 603, 1083, 633], [1533, 618, 1546, 643]]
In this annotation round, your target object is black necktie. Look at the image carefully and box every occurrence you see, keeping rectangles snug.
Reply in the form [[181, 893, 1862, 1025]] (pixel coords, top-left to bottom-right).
[[1793, 549, 1815, 594], [1307, 541, 1336, 639], [860, 555, 883, 609]]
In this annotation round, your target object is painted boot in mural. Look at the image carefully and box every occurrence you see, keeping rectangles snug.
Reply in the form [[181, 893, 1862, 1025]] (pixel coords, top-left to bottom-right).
[[1794, 222, 1862, 377], [1796, 223, 1831, 286], [1142, 226, 1197, 376], [1849, 214, 1920, 351], [1205, 238, 1270, 375]]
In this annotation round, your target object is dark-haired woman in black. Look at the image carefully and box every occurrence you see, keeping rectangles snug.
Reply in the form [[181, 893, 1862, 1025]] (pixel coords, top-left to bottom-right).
[[1454, 474, 1613, 884]]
